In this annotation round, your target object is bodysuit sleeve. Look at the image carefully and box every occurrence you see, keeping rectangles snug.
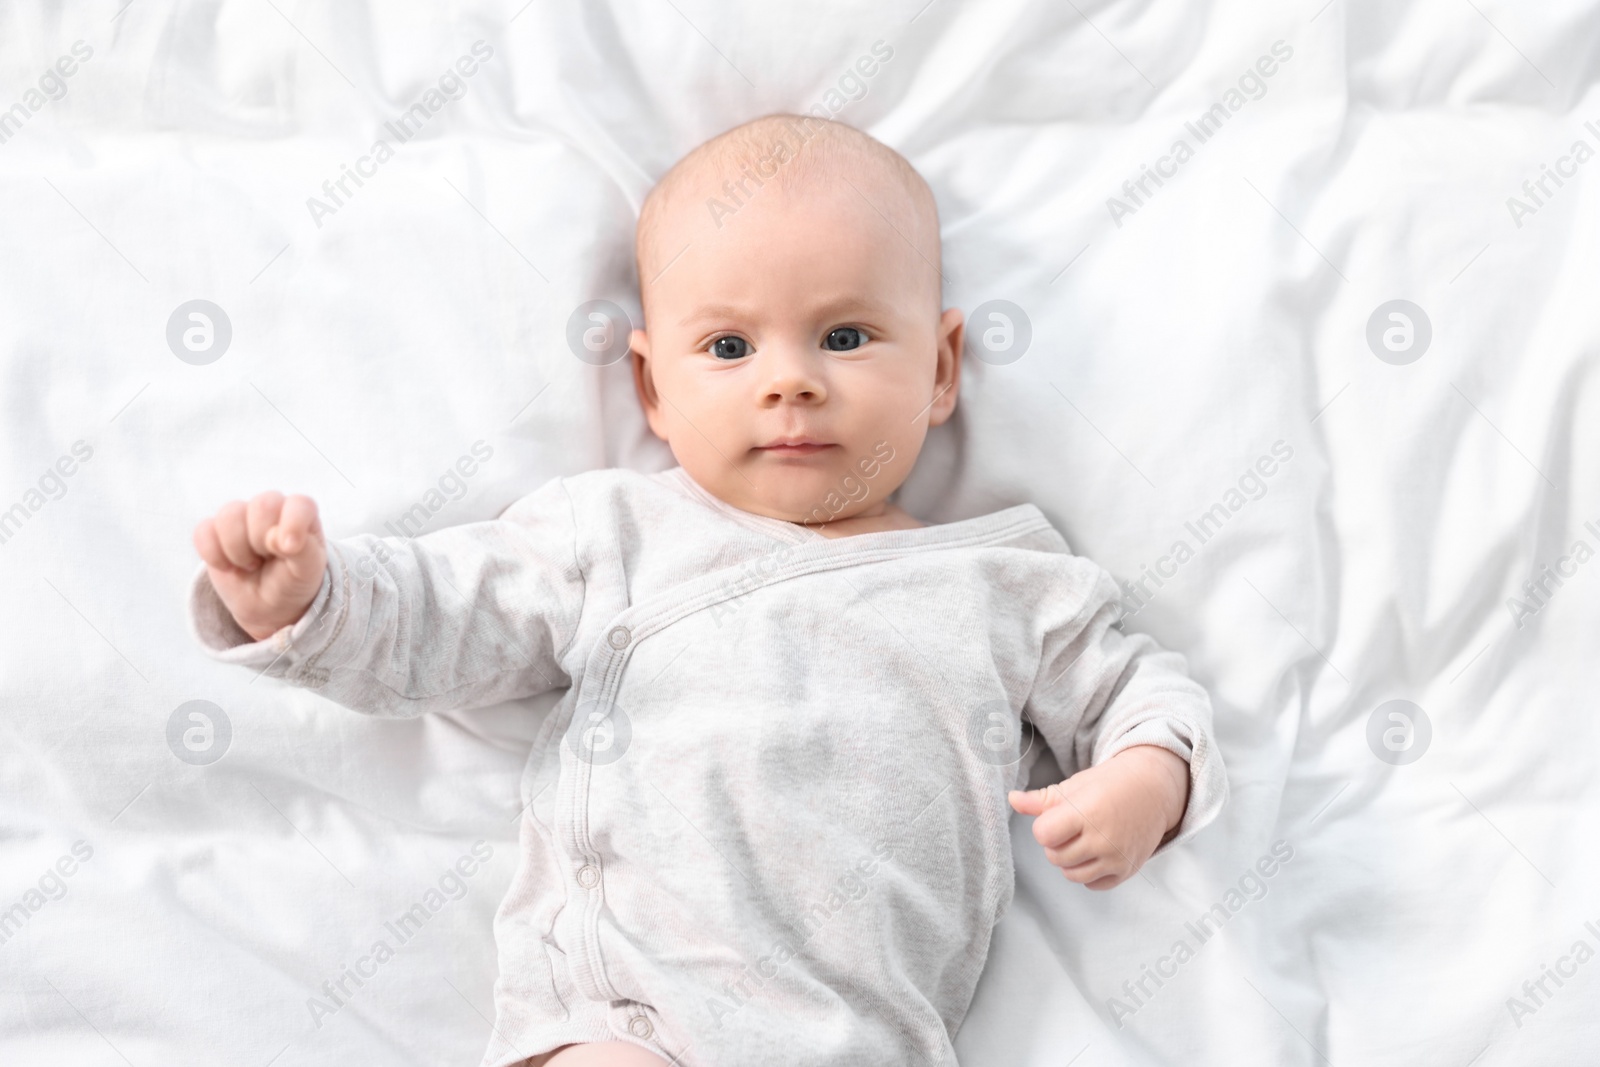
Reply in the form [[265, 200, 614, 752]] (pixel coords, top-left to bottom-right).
[[186, 476, 586, 718], [1021, 559, 1227, 853]]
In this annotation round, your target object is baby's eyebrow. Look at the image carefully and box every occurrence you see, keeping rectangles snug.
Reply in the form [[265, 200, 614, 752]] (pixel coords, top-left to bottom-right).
[[679, 304, 750, 328], [678, 296, 889, 330]]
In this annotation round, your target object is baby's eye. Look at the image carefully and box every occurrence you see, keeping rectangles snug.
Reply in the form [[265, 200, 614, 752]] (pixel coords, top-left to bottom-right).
[[710, 336, 750, 360], [824, 327, 867, 352]]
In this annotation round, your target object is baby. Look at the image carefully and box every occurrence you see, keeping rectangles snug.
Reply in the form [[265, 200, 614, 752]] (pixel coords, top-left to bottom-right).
[[188, 114, 1225, 1067]]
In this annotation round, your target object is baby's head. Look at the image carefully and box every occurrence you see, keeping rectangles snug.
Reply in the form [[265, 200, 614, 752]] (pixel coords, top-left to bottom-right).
[[631, 114, 963, 526]]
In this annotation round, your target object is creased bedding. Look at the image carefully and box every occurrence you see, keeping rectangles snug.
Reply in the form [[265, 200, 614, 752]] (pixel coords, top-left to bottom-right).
[[1, 1, 1596, 1065]]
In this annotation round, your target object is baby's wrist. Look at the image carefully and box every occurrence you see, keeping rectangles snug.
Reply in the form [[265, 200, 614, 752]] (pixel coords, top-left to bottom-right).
[[237, 603, 308, 642], [1111, 744, 1190, 833]]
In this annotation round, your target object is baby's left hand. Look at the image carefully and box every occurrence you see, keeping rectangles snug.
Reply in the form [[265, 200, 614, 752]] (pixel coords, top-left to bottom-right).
[[1008, 745, 1190, 890]]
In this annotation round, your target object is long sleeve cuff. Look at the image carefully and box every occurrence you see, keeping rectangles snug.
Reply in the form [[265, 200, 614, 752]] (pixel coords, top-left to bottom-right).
[[1096, 717, 1227, 858]]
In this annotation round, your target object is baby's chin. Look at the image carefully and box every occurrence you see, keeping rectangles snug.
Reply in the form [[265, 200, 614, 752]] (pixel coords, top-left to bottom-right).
[[705, 462, 870, 526]]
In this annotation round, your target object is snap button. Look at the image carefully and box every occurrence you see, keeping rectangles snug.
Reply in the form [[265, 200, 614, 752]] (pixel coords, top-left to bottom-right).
[[576, 864, 599, 889], [607, 625, 631, 649], [628, 1014, 653, 1039]]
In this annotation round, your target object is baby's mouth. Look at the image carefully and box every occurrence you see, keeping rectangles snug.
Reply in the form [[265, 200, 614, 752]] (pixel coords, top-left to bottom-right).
[[755, 438, 837, 456]]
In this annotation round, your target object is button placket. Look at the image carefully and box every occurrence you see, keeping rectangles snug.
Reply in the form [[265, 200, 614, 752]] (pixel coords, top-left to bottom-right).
[[576, 626, 630, 897], [560, 618, 637, 1005]]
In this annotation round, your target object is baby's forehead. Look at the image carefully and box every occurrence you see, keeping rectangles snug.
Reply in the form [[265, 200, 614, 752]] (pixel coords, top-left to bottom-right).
[[636, 116, 939, 297]]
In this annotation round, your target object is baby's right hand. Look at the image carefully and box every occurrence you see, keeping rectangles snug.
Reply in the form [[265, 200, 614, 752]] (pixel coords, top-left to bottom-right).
[[193, 492, 327, 641]]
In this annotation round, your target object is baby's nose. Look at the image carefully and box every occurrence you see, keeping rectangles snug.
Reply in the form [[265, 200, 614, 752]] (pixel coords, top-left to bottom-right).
[[760, 346, 827, 404]]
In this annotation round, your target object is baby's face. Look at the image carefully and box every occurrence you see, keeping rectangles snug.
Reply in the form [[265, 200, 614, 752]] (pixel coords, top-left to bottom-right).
[[631, 177, 962, 526]]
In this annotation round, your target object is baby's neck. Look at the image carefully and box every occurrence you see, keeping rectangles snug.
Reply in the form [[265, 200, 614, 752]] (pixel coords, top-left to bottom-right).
[[801, 503, 924, 539]]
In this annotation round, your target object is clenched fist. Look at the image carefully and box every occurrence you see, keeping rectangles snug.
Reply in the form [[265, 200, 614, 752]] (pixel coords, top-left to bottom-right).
[[1008, 745, 1190, 891], [192, 492, 326, 641]]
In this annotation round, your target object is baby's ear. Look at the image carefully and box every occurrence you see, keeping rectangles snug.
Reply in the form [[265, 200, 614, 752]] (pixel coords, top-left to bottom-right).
[[929, 308, 964, 426], [629, 329, 668, 440]]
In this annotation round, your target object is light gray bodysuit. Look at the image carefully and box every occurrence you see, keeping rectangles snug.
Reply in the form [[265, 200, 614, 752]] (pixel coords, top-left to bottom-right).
[[189, 466, 1227, 1066]]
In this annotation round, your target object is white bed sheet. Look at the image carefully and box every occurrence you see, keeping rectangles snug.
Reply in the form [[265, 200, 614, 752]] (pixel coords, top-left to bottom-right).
[[2, 1, 1596, 1064]]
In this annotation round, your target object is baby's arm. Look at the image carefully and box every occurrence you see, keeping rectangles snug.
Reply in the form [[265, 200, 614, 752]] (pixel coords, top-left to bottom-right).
[[188, 480, 584, 717], [1012, 560, 1226, 890]]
